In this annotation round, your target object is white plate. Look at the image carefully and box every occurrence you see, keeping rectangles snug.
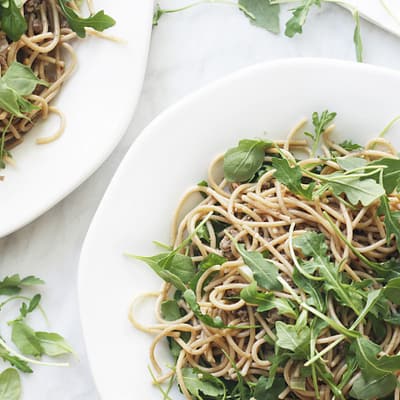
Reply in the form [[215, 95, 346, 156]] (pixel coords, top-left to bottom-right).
[[0, 0, 153, 238], [78, 59, 400, 399]]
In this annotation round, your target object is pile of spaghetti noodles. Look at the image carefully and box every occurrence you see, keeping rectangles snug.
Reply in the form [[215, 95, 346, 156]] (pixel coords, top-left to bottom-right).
[[0, 0, 114, 165], [131, 114, 400, 400]]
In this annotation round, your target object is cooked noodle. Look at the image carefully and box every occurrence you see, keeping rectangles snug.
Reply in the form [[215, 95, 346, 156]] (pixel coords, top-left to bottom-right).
[[131, 122, 400, 399]]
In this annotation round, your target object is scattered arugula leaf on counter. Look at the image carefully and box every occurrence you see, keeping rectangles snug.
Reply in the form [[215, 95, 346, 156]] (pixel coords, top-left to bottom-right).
[[0, 274, 44, 296], [238, 0, 280, 33], [57, 0, 115, 38], [0, 368, 21, 400], [224, 139, 272, 182], [304, 110, 336, 155], [284, 0, 321, 38]]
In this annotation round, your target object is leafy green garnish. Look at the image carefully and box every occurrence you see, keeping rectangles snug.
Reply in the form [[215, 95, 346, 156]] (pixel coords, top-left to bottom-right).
[[235, 243, 282, 290], [272, 157, 314, 200], [182, 368, 226, 400], [57, 0, 115, 38], [275, 321, 310, 358], [161, 300, 183, 321], [0, 275, 44, 296], [339, 139, 363, 152], [0, 0, 27, 41], [304, 110, 337, 155], [285, 0, 321, 38], [35, 332, 74, 357], [238, 0, 280, 34], [224, 139, 272, 182], [369, 157, 400, 194], [0, 368, 21, 400], [378, 195, 400, 251], [350, 373, 397, 400]]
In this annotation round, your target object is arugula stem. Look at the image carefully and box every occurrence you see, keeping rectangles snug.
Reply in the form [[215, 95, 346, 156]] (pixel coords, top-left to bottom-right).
[[155, 0, 255, 22], [0, 295, 48, 324], [148, 366, 174, 400], [378, 114, 400, 138], [0, 117, 13, 168], [0, 337, 69, 367], [305, 335, 344, 366]]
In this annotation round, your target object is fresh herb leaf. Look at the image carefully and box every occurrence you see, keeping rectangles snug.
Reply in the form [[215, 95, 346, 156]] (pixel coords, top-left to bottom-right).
[[235, 244, 282, 291], [304, 110, 337, 155], [275, 321, 310, 358], [35, 332, 74, 357], [350, 373, 397, 400], [353, 11, 363, 63], [17, 294, 41, 320], [183, 289, 225, 329], [57, 0, 115, 38], [238, 0, 280, 34], [0, 0, 27, 41], [196, 223, 210, 243], [224, 139, 272, 182], [336, 157, 366, 171], [0, 347, 32, 373], [0, 274, 44, 296], [339, 140, 363, 152], [285, 0, 321, 38], [189, 253, 226, 291], [0, 368, 21, 400], [383, 277, 400, 305], [292, 268, 324, 311], [272, 157, 314, 200], [253, 376, 286, 400], [369, 157, 400, 194], [378, 196, 400, 251], [182, 368, 226, 400], [161, 300, 183, 321], [11, 321, 43, 357]]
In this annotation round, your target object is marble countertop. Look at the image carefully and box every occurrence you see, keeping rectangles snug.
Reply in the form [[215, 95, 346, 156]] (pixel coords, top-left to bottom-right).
[[2, 3, 400, 399]]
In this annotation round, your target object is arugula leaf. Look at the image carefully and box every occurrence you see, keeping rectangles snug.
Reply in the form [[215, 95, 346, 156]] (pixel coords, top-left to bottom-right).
[[383, 277, 400, 305], [238, 0, 280, 34], [353, 11, 363, 62], [285, 0, 321, 38], [0, 368, 21, 400], [189, 253, 226, 291], [0, 274, 44, 296], [183, 289, 226, 329], [11, 321, 43, 357], [240, 281, 297, 318], [57, 0, 115, 38], [182, 368, 226, 400], [350, 374, 397, 400], [352, 336, 400, 379], [336, 157, 366, 171], [253, 376, 286, 400], [293, 232, 362, 314], [275, 321, 310, 358], [304, 110, 337, 155], [369, 157, 400, 194], [161, 300, 183, 321], [224, 139, 272, 182], [0, 347, 32, 373], [235, 244, 282, 290], [17, 294, 41, 321], [272, 157, 314, 200], [35, 332, 74, 357], [196, 223, 210, 243], [378, 196, 400, 251], [292, 268, 324, 311], [339, 139, 363, 152], [0, 0, 27, 41]]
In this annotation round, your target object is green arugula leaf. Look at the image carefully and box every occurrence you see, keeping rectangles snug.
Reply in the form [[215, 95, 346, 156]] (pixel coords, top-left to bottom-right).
[[339, 139, 363, 152], [235, 243, 282, 291], [293, 232, 362, 314], [0, 0, 27, 41], [0, 368, 21, 400], [0, 274, 44, 296], [224, 139, 272, 182], [285, 0, 321, 38], [183, 289, 226, 329], [378, 196, 400, 251], [182, 368, 226, 400], [0, 347, 32, 373], [353, 11, 363, 62], [35, 332, 74, 357], [253, 376, 286, 400], [336, 157, 366, 171], [350, 373, 397, 400], [369, 157, 400, 194], [196, 223, 210, 243], [272, 157, 314, 200], [161, 300, 183, 321], [11, 321, 43, 357], [240, 281, 297, 318], [352, 336, 400, 380], [275, 321, 310, 359], [57, 0, 115, 38], [189, 253, 226, 291], [304, 110, 337, 155], [238, 0, 280, 34], [383, 277, 400, 305], [292, 268, 324, 311]]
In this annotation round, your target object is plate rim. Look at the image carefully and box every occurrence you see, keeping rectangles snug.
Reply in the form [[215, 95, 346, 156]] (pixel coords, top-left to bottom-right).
[[78, 57, 400, 399], [0, 1, 154, 238]]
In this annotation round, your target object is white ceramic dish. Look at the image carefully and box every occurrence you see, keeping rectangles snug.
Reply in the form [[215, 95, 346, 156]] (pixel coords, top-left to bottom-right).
[[78, 59, 400, 399], [0, 0, 153, 238]]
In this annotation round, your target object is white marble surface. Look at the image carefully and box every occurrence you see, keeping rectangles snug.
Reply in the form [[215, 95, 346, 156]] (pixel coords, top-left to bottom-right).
[[2, 3, 400, 399]]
